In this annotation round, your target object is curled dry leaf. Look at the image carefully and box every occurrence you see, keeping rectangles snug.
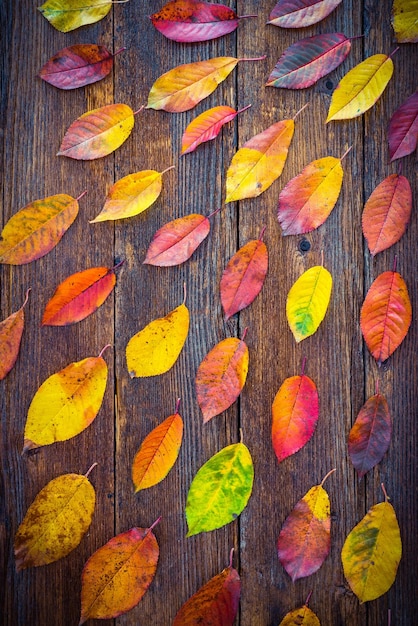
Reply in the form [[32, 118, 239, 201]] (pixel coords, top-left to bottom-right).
[[392, 0, 418, 43], [388, 91, 418, 161], [268, 0, 342, 28], [80, 522, 159, 623], [14, 471, 96, 570], [0, 193, 81, 265], [286, 265, 332, 342], [182, 104, 250, 154], [0, 289, 30, 380], [39, 44, 116, 90], [38, 0, 112, 33]]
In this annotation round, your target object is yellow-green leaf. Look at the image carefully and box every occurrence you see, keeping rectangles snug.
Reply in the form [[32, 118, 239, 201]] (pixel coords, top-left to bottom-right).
[[14, 471, 96, 570], [392, 0, 418, 43], [286, 265, 332, 342], [38, 0, 112, 33], [126, 302, 189, 377], [326, 54, 394, 122], [341, 496, 402, 602]]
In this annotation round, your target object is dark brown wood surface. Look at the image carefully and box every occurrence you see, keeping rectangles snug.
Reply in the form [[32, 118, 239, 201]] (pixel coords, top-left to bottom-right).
[[1, 1, 417, 625]]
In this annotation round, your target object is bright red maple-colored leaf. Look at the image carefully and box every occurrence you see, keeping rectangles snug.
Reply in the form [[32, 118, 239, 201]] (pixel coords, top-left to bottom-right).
[[0, 289, 30, 380], [388, 91, 418, 161], [268, 0, 342, 28]]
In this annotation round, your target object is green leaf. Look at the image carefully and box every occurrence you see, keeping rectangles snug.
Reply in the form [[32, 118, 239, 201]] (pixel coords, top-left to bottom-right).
[[186, 442, 254, 537], [38, 0, 112, 33]]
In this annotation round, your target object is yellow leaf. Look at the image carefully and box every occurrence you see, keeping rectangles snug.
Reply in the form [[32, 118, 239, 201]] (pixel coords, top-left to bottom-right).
[[286, 265, 332, 342], [326, 54, 394, 121], [225, 119, 295, 203], [14, 472, 95, 570], [38, 0, 112, 33], [90, 167, 174, 223], [341, 497, 402, 602], [392, 0, 418, 43], [23, 354, 108, 451], [279, 604, 321, 625], [126, 302, 189, 377]]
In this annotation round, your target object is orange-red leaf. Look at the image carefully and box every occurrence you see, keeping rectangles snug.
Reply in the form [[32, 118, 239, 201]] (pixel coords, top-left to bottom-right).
[[42, 265, 118, 326], [362, 174, 412, 255], [220, 232, 268, 319], [269, 0, 342, 28], [132, 408, 183, 492], [388, 91, 418, 161], [0, 193, 80, 265], [173, 563, 240, 625], [348, 393, 391, 477], [360, 271, 412, 363], [0, 290, 30, 380], [39, 44, 114, 90], [272, 374, 319, 462], [144, 213, 211, 266], [181, 105, 250, 154], [196, 334, 249, 422], [79, 524, 159, 623]]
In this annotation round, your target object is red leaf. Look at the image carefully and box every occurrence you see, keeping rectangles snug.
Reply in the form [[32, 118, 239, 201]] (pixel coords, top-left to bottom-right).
[[360, 270, 412, 363], [39, 44, 116, 90], [388, 91, 418, 161], [182, 104, 250, 154], [220, 229, 268, 319], [173, 562, 240, 625], [266, 33, 351, 89], [362, 174, 412, 255], [348, 392, 392, 477], [0, 289, 30, 380], [272, 372, 319, 462], [268, 0, 342, 28]]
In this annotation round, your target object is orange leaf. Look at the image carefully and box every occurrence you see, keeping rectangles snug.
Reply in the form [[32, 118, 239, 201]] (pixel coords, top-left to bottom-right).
[[181, 104, 250, 154], [132, 404, 183, 492], [79, 523, 159, 623], [360, 270, 412, 363], [0, 289, 30, 380], [0, 193, 81, 265], [195, 332, 249, 422], [362, 174, 412, 255]]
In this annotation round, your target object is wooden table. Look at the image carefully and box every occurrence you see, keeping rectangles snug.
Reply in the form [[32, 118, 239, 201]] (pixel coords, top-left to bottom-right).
[[1, 1, 416, 624]]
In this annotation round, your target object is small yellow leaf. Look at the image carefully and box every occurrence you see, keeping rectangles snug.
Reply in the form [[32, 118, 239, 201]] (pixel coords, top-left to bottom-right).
[[38, 0, 112, 33], [279, 604, 321, 625], [126, 303, 189, 377], [286, 265, 332, 342]]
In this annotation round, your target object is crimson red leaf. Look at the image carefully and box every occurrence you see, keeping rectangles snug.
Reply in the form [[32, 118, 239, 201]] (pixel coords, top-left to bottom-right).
[[39, 44, 116, 90], [388, 91, 418, 161], [268, 0, 343, 28], [348, 392, 392, 477], [362, 174, 412, 255], [266, 33, 351, 89]]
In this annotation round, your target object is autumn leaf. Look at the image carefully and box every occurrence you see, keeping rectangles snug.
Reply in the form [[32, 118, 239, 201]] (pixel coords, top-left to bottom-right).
[[348, 389, 391, 477], [362, 174, 412, 255], [195, 330, 249, 422], [360, 269, 412, 363], [58, 104, 138, 160], [272, 365, 319, 462], [278, 147, 350, 235], [266, 33, 351, 89], [39, 44, 121, 90], [268, 0, 342, 28], [90, 166, 174, 222], [388, 90, 418, 161], [341, 485, 402, 602], [220, 228, 268, 319], [278, 470, 335, 581], [392, 0, 418, 43], [38, 0, 113, 33], [42, 263, 121, 326], [132, 400, 183, 492], [173, 551, 240, 625], [14, 466, 96, 570], [126, 296, 189, 377], [143, 210, 216, 267], [150, 0, 254, 43], [23, 347, 109, 452], [0, 289, 30, 380], [181, 104, 251, 155], [0, 192, 82, 265], [79, 520, 160, 623], [185, 442, 254, 536], [147, 55, 264, 113], [279, 599, 321, 626], [326, 53, 394, 121], [286, 265, 332, 342]]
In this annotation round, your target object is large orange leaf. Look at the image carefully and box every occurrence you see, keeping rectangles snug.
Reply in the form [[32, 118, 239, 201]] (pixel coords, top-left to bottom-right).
[[42, 263, 120, 326], [181, 104, 251, 154], [277, 470, 335, 581], [79, 521, 159, 623], [0, 192, 82, 265], [360, 270, 412, 363], [14, 466, 96, 570], [58, 103, 138, 160], [23, 347, 109, 452], [362, 174, 412, 255], [269, 0, 342, 28], [195, 331, 249, 422], [132, 400, 183, 492], [0, 289, 30, 380], [392, 0, 418, 43], [147, 55, 264, 113]]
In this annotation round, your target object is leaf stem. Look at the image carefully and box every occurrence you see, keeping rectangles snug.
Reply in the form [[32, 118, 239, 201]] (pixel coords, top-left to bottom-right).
[[21, 287, 31, 309], [85, 462, 98, 478], [239, 427, 243, 443], [236, 103, 252, 116], [76, 190, 88, 202], [388, 609, 391, 626], [133, 105, 145, 115], [381, 482, 390, 502], [389, 46, 400, 59], [320, 468, 336, 487], [258, 225, 267, 242], [375, 379, 380, 396], [148, 516, 162, 532], [305, 590, 313, 606], [238, 14, 258, 19], [349, 34, 365, 41], [112, 259, 125, 271], [300, 356, 307, 377], [98, 344, 112, 358], [238, 55, 266, 62], [207, 206, 222, 219], [175, 397, 181, 414], [229, 547, 234, 568], [160, 165, 175, 176], [182, 281, 187, 305], [293, 102, 309, 120], [340, 145, 353, 161], [393, 254, 398, 273], [241, 327, 249, 341], [113, 46, 126, 56]]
